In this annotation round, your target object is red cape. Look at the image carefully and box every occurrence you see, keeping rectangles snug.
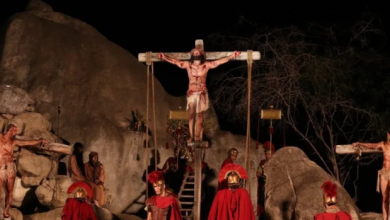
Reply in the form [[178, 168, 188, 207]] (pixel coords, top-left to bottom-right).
[[146, 194, 182, 220], [218, 158, 233, 190], [61, 198, 97, 220], [314, 211, 352, 220], [208, 188, 255, 220]]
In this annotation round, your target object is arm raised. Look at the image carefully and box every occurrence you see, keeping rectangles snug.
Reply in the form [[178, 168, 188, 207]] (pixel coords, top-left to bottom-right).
[[352, 141, 384, 149], [14, 138, 47, 147], [206, 51, 241, 69], [158, 53, 188, 69]]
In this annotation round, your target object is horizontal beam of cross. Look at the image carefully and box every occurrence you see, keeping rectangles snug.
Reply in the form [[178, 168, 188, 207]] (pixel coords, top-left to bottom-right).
[[138, 51, 261, 62], [335, 145, 382, 154]]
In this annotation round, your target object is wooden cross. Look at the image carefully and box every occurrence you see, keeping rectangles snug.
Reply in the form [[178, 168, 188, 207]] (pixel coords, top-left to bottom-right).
[[139, 39, 261, 220]]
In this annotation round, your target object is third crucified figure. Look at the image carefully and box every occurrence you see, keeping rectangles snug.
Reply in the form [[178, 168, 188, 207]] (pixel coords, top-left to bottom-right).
[[352, 132, 390, 220], [158, 48, 240, 143]]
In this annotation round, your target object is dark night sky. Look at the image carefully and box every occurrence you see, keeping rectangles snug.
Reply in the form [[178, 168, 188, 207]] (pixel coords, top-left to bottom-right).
[[1, 0, 390, 213]]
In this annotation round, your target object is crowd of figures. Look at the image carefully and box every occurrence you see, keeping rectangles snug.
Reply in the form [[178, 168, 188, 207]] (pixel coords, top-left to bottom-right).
[[0, 119, 357, 220], [143, 140, 355, 220], [62, 142, 107, 219]]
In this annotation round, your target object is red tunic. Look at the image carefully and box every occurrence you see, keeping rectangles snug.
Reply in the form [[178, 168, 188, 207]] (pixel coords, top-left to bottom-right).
[[218, 158, 233, 190], [208, 188, 255, 220], [314, 211, 352, 220], [61, 198, 97, 220], [146, 194, 182, 220]]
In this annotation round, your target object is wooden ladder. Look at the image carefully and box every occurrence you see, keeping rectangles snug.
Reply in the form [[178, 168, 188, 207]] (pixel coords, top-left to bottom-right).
[[178, 172, 195, 219]]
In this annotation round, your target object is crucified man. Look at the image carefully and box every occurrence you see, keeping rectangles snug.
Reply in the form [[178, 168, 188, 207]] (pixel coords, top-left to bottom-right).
[[158, 48, 240, 143], [352, 133, 390, 220], [0, 124, 48, 218]]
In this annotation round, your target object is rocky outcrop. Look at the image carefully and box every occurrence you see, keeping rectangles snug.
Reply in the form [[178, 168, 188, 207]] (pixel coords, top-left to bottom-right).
[[0, 0, 263, 218], [264, 147, 360, 220]]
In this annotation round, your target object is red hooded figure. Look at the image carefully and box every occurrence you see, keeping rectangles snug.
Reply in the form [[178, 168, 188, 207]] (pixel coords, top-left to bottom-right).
[[313, 180, 352, 220], [145, 170, 182, 220], [61, 181, 97, 220], [208, 164, 255, 220]]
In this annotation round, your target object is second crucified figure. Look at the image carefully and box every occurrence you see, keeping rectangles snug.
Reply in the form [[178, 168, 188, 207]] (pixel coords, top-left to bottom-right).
[[158, 48, 240, 143]]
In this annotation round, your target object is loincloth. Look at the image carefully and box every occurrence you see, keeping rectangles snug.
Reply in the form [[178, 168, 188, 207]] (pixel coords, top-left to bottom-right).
[[186, 90, 209, 113], [376, 169, 390, 192], [0, 162, 16, 180]]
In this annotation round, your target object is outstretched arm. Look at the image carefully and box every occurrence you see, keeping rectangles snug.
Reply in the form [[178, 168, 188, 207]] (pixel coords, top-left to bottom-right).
[[352, 141, 384, 149], [14, 138, 47, 147], [158, 53, 188, 69], [207, 51, 241, 69]]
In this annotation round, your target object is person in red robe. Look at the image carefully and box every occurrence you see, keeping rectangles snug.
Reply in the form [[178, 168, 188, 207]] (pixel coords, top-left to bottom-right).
[[218, 148, 239, 190], [313, 180, 352, 220], [256, 141, 275, 219], [208, 163, 255, 220], [61, 181, 97, 220], [145, 170, 182, 220]]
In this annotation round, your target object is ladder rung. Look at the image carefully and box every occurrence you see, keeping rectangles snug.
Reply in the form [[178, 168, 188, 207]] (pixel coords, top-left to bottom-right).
[[186, 182, 195, 184], [181, 201, 194, 205], [181, 208, 193, 211], [180, 195, 194, 198], [183, 189, 194, 191]]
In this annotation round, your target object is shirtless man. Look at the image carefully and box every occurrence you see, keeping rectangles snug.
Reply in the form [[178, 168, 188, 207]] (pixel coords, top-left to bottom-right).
[[158, 49, 241, 143], [0, 124, 48, 218], [352, 132, 390, 220]]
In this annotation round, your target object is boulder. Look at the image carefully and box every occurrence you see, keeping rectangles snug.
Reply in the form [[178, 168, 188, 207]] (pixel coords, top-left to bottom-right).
[[0, 85, 34, 115], [35, 176, 73, 208], [264, 147, 360, 220], [10, 112, 52, 133], [12, 176, 32, 207], [0, 0, 263, 216], [17, 149, 53, 186], [361, 212, 382, 220], [9, 208, 23, 220], [24, 208, 62, 220]]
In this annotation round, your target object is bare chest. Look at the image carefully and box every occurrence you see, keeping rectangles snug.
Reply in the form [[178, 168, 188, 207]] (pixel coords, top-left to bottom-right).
[[188, 64, 208, 78], [0, 138, 14, 152]]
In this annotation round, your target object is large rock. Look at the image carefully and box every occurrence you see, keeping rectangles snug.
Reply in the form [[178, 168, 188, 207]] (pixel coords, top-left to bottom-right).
[[361, 213, 382, 220], [0, 0, 263, 216], [17, 149, 53, 186], [0, 84, 34, 115], [35, 176, 73, 208], [264, 147, 360, 220], [12, 176, 32, 207], [24, 208, 62, 220]]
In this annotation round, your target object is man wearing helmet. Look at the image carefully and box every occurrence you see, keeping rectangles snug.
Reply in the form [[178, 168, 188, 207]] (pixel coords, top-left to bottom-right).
[[158, 49, 240, 143], [62, 181, 97, 220], [208, 163, 255, 220], [218, 148, 239, 190], [145, 170, 182, 220], [313, 180, 352, 220]]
